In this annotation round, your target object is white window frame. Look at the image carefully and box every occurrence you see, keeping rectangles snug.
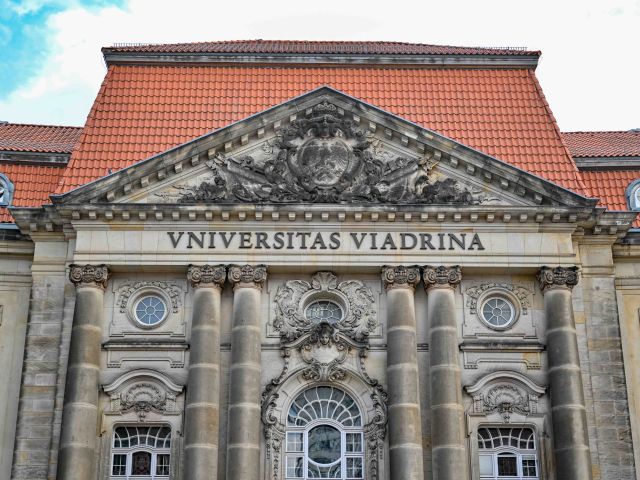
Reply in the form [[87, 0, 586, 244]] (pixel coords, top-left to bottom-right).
[[285, 386, 364, 480], [477, 427, 539, 480], [110, 425, 171, 479], [0, 173, 14, 207]]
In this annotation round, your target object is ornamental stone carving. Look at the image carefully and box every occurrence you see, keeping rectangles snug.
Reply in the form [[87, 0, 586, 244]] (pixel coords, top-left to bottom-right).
[[187, 264, 226, 288], [480, 384, 532, 423], [465, 283, 532, 315], [116, 281, 182, 314], [537, 266, 580, 292], [273, 271, 377, 342], [228, 264, 267, 289], [422, 265, 462, 290], [299, 323, 349, 382], [381, 265, 420, 290], [168, 101, 477, 205], [69, 264, 110, 289]]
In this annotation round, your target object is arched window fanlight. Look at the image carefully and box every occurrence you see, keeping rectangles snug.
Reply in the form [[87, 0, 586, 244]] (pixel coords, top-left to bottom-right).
[[285, 386, 364, 479], [625, 179, 640, 211], [0, 174, 14, 207]]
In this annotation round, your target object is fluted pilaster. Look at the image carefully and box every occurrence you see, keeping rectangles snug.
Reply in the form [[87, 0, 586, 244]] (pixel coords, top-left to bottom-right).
[[423, 265, 467, 480], [226, 264, 267, 480], [537, 266, 592, 480], [382, 265, 424, 480], [57, 264, 110, 480], [183, 265, 226, 480]]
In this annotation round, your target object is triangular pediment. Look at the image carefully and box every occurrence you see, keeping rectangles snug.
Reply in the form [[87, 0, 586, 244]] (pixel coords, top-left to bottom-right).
[[52, 87, 595, 209]]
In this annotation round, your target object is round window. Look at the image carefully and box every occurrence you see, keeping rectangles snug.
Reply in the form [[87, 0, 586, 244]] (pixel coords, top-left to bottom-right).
[[480, 296, 516, 329], [134, 295, 167, 326], [305, 300, 343, 324]]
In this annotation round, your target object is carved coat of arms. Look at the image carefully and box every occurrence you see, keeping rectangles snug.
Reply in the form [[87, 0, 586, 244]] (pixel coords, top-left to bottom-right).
[[170, 101, 477, 205]]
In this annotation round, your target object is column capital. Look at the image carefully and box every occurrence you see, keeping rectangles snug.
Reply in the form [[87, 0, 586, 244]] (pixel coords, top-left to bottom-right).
[[381, 265, 420, 290], [228, 264, 267, 290], [188, 264, 226, 289], [537, 266, 580, 292], [69, 264, 110, 289], [422, 265, 462, 291]]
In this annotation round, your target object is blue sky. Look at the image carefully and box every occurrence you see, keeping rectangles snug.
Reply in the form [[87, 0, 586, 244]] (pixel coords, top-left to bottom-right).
[[0, 0, 638, 130]]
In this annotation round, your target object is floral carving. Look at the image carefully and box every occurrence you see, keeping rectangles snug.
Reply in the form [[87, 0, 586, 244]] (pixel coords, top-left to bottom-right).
[[537, 266, 579, 292], [116, 281, 182, 314], [465, 283, 531, 315], [273, 271, 376, 342], [228, 264, 267, 288], [477, 384, 532, 423], [187, 264, 226, 288], [170, 101, 477, 205], [299, 323, 349, 382], [381, 265, 420, 290], [69, 264, 110, 289], [116, 382, 175, 421], [422, 265, 462, 289]]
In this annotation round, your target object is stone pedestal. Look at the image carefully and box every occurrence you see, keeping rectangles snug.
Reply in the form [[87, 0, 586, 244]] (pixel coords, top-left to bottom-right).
[[184, 265, 226, 480], [225, 264, 267, 480], [537, 266, 592, 480], [382, 265, 424, 480], [57, 264, 110, 480], [423, 265, 467, 480]]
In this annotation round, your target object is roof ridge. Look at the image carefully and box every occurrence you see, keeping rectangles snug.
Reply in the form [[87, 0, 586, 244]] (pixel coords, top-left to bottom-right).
[[0, 122, 83, 130], [562, 130, 640, 135]]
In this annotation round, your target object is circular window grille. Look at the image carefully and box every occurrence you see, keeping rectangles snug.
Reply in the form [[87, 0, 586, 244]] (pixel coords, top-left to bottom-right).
[[481, 296, 516, 329], [134, 295, 167, 326], [305, 300, 344, 324]]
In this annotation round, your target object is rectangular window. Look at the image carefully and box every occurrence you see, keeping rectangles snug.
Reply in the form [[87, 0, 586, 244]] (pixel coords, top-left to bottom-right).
[[497, 455, 517, 476], [156, 454, 171, 475], [286, 455, 303, 478], [346, 457, 363, 478], [286, 432, 304, 452], [346, 433, 362, 453], [478, 454, 494, 476], [522, 458, 537, 477], [111, 454, 127, 476]]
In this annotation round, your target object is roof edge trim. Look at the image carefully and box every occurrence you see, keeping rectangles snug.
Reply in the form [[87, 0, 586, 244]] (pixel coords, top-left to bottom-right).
[[102, 51, 540, 68]]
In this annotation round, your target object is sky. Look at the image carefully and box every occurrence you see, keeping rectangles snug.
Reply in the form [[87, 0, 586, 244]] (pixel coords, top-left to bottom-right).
[[0, 0, 638, 131]]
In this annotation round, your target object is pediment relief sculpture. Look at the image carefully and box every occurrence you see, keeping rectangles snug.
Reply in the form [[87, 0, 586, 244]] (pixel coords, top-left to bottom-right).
[[154, 101, 483, 205], [273, 271, 377, 342]]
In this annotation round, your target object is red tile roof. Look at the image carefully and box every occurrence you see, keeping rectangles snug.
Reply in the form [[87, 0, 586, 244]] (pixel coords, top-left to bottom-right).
[[580, 170, 640, 226], [57, 65, 584, 193], [0, 123, 82, 153], [105, 40, 539, 56], [0, 163, 66, 222], [562, 131, 640, 158]]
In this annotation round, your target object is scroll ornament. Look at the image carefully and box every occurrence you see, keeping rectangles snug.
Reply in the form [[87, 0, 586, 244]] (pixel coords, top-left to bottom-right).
[[69, 264, 110, 289]]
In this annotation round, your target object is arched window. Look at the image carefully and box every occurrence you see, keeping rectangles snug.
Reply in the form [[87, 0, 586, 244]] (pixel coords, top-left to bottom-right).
[[110, 426, 171, 479], [0, 173, 14, 207], [477, 427, 538, 479], [285, 386, 364, 479]]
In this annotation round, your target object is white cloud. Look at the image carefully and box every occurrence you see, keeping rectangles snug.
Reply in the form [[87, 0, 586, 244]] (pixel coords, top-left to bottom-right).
[[0, 0, 639, 130]]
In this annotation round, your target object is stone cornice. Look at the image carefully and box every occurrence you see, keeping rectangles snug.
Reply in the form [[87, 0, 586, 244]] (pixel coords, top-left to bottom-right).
[[0, 150, 70, 165], [537, 266, 580, 292], [187, 264, 226, 289], [103, 51, 540, 69], [422, 265, 462, 290], [228, 264, 267, 290], [381, 265, 420, 290], [69, 264, 111, 289]]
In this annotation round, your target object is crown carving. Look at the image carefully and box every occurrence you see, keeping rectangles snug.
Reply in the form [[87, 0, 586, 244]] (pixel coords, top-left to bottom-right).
[[537, 266, 579, 292], [187, 264, 226, 288], [69, 264, 110, 289], [422, 265, 462, 290]]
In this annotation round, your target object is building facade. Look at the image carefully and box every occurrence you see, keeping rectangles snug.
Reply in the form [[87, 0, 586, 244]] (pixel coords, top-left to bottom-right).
[[0, 41, 638, 480]]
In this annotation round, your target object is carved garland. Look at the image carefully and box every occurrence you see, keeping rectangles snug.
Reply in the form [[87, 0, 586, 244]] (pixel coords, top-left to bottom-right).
[[465, 283, 532, 315], [116, 281, 183, 314], [273, 271, 376, 342]]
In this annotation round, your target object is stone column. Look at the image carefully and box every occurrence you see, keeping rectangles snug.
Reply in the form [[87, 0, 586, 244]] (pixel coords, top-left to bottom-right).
[[537, 266, 592, 480], [382, 265, 424, 480], [226, 264, 267, 480], [57, 264, 110, 480], [184, 265, 226, 480], [422, 265, 467, 480]]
